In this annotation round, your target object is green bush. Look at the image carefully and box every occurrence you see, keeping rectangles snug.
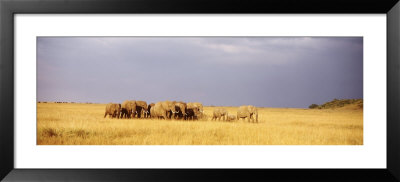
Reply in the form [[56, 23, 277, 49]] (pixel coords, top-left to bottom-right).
[[309, 104, 319, 109]]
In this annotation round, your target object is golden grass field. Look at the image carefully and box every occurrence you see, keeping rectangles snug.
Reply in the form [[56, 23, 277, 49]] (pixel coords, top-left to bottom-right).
[[37, 103, 363, 145]]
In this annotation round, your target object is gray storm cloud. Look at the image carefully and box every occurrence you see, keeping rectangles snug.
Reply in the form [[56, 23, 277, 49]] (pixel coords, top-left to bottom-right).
[[37, 37, 363, 108]]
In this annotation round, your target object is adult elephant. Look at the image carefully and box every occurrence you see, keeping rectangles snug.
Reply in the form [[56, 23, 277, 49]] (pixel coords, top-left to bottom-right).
[[120, 100, 136, 119], [147, 103, 155, 118], [237, 105, 258, 123], [153, 101, 177, 120], [135, 100, 148, 118], [174, 102, 187, 120], [104, 103, 121, 118], [212, 108, 228, 121], [187, 102, 203, 120]]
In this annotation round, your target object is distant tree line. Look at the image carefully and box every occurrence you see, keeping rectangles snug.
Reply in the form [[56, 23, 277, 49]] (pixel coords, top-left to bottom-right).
[[38, 101, 93, 104]]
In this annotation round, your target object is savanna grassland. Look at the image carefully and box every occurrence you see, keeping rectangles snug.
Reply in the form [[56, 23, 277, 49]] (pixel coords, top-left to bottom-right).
[[37, 103, 363, 145]]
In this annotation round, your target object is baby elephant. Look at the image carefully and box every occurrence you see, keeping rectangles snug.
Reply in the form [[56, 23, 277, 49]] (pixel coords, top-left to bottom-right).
[[226, 114, 236, 122], [212, 108, 228, 121]]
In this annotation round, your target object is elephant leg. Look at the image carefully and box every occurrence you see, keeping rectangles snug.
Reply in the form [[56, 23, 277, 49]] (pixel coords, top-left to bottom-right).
[[104, 112, 107, 118]]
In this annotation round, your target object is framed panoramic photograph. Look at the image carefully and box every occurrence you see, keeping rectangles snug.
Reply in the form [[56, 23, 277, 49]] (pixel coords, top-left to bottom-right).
[[1, 0, 400, 181], [35, 36, 364, 146]]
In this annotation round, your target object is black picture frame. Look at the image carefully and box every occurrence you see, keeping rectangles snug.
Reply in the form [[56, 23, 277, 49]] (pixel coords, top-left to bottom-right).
[[1, 0, 399, 181]]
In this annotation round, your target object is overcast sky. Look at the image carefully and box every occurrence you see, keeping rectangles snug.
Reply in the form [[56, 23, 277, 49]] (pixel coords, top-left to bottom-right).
[[37, 37, 363, 108]]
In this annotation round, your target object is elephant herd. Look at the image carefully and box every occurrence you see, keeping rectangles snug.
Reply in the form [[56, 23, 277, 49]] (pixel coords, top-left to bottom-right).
[[104, 100, 258, 122], [104, 100, 204, 120]]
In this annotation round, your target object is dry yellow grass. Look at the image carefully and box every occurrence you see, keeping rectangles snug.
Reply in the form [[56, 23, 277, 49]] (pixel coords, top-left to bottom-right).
[[37, 103, 363, 145]]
